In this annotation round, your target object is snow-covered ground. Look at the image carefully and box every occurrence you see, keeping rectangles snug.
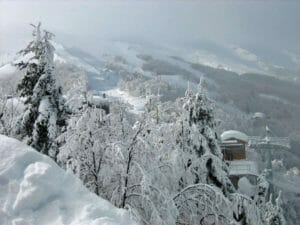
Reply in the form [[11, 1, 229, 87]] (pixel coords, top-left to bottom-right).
[[104, 88, 146, 114], [0, 64, 16, 80], [0, 135, 137, 225], [52, 42, 102, 75]]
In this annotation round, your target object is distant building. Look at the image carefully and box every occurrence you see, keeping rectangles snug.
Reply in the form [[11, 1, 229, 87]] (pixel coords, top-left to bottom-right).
[[227, 160, 258, 193], [220, 128, 291, 198], [220, 130, 258, 193], [252, 112, 266, 119], [220, 130, 248, 161]]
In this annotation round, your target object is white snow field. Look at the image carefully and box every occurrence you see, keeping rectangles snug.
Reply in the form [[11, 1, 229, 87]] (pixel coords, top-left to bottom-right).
[[0, 63, 16, 80], [0, 135, 137, 225], [104, 88, 146, 114]]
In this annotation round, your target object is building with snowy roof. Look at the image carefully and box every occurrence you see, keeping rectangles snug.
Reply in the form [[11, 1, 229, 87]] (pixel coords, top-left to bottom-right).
[[220, 130, 248, 161], [220, 130, 259, 191], [228, 160, 259, 191]]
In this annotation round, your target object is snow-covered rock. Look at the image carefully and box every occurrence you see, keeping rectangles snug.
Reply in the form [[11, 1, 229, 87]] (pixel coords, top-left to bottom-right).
[[0, 135, 136, 225], [237, 177, 256, 197]]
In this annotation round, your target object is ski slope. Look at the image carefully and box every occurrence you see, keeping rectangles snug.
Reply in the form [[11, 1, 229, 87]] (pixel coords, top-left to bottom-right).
[[104, 88, 146, 114]]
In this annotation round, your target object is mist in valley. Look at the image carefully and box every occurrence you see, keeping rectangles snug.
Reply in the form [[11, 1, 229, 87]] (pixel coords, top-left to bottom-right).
[[1, 1, 300, 225]]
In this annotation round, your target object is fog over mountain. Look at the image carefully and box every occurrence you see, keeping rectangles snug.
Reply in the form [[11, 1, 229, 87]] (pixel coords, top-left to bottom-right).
[[1, 1, 300, 225], [1, 0, 300, 73]]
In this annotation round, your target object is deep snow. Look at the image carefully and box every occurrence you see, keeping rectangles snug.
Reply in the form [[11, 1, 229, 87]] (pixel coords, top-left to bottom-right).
[[0, 63, 16, 80], [0, 135, 137, 225], [104, 88, 146, 114]]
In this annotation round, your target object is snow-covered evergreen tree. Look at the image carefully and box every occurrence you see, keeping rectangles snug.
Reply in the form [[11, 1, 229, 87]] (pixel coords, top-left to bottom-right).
[[176, 78, 234, 194], [15, 23, 43, 99], [15, 23, 66, 158]]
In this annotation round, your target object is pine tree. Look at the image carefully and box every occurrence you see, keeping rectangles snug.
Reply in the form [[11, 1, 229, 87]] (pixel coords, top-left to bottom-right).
[[177, 78, 234, 194], [15, 23, 66, 158], [170, 79, 235, 224], [15, 23, 43, 99]]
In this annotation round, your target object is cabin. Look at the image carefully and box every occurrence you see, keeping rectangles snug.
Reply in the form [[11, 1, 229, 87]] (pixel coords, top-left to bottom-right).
[[220, 130, 258, 194], [220, 130, 248, 161]]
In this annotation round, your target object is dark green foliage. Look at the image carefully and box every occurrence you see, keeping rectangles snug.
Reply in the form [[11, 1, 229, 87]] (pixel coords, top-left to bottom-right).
[[16, 63, 41, 100], [32, 118, 49, 155], [15, 23, 66, 158]]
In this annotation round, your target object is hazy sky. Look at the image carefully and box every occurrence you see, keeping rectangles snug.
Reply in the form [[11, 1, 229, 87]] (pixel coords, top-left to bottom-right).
[[1, 0, 300, 56]]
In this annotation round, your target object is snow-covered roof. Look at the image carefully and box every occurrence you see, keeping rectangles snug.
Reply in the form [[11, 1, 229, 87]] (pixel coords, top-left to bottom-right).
[[0, 135, 136, 225], [221, 130, 249, 143], [252, 112, 266, 119]]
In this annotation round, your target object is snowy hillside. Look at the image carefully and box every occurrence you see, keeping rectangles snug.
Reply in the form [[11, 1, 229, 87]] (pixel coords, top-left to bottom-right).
[[1, 40, 300, 148], [0, 135, 136, 225], [0, 19, 296, 224], [1, 1, 300, 224], [0, 63, 16, 80]]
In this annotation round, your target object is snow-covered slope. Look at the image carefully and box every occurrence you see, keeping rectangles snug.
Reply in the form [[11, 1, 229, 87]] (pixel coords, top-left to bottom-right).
[[104, 88, 146, 114], [52, 42, 103, 75], [0, 41, 102, 82], [0, 63, 16, 80], [0, 135, 136, 225]]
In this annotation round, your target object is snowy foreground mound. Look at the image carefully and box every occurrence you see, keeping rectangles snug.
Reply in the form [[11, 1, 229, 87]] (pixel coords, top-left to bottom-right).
[[0, 135, 136, 225]]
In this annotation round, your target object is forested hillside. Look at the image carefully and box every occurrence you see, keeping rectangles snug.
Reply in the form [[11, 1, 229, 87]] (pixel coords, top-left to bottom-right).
[[0, 23, 292, 225]]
